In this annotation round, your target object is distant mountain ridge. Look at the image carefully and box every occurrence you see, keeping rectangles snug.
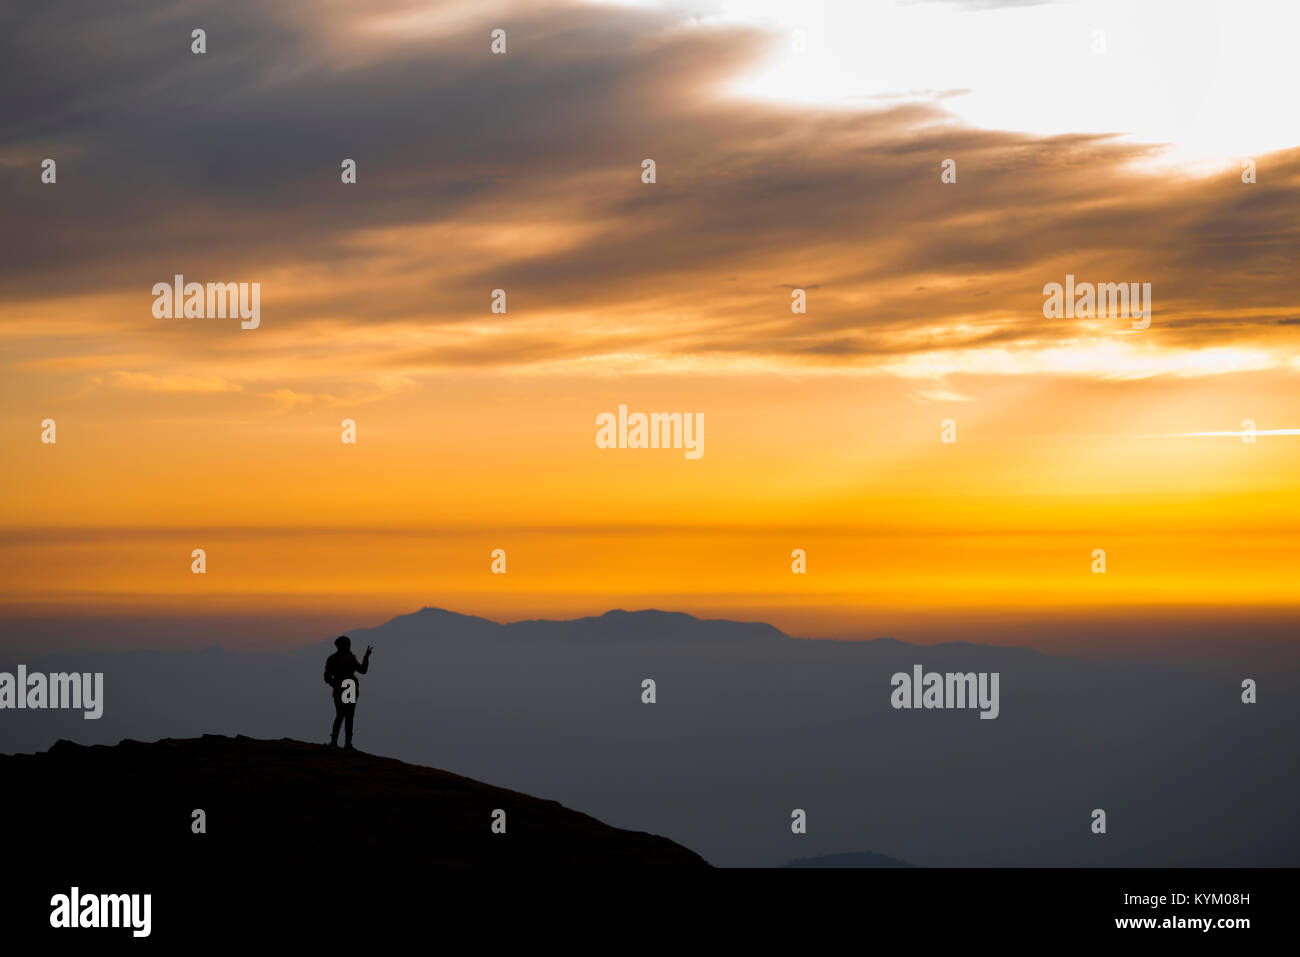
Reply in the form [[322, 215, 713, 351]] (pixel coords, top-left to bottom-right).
[[2, 606, 1295, 868], [348, 606, 793, 645]]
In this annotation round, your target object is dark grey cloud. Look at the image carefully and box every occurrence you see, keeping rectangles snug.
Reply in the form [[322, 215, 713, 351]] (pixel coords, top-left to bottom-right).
[[1, 0, 1298, 368]]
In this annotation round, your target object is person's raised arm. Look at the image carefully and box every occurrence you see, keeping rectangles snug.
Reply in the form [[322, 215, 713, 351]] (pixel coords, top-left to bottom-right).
[[358, 645, 372, 674]]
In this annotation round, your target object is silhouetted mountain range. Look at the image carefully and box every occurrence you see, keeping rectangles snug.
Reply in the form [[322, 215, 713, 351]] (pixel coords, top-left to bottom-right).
[[3, 607, 1296, 867], [3, 735, 708, 869]]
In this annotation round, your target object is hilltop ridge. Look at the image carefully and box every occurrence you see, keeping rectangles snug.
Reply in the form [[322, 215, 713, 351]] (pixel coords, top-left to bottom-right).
[[3, 734, 709, 870]]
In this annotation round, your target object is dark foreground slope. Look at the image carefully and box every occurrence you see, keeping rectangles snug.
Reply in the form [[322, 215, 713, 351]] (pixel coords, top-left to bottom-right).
[[2, 734, 708, 870]]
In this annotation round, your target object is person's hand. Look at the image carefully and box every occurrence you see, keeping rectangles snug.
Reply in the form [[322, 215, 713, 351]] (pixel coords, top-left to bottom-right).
[[365, 645, 373, 657]]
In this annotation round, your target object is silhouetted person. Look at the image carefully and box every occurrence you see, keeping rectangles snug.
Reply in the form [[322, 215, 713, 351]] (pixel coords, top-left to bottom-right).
[[324, 636, 371, 749]]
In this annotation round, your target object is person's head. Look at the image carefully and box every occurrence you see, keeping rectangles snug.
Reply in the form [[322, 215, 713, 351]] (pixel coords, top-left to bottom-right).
[[334, 635, 351, 651]]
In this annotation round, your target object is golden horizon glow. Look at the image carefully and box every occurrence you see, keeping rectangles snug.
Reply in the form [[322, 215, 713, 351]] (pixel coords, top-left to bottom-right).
[[2, 0, 1298, 644]]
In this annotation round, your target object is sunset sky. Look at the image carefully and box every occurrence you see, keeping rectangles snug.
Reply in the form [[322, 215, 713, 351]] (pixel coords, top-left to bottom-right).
[[2, 0, 1298, 650]]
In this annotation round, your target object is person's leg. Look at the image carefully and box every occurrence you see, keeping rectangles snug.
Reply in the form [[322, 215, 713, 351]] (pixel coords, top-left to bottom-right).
[[331, 692, 344, 746], [343, 703, 356, 748]]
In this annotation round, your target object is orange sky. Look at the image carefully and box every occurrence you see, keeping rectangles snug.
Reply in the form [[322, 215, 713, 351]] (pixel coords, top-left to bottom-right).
[[6, 366, 1299, 636], [2, 0, 1298, 645]]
